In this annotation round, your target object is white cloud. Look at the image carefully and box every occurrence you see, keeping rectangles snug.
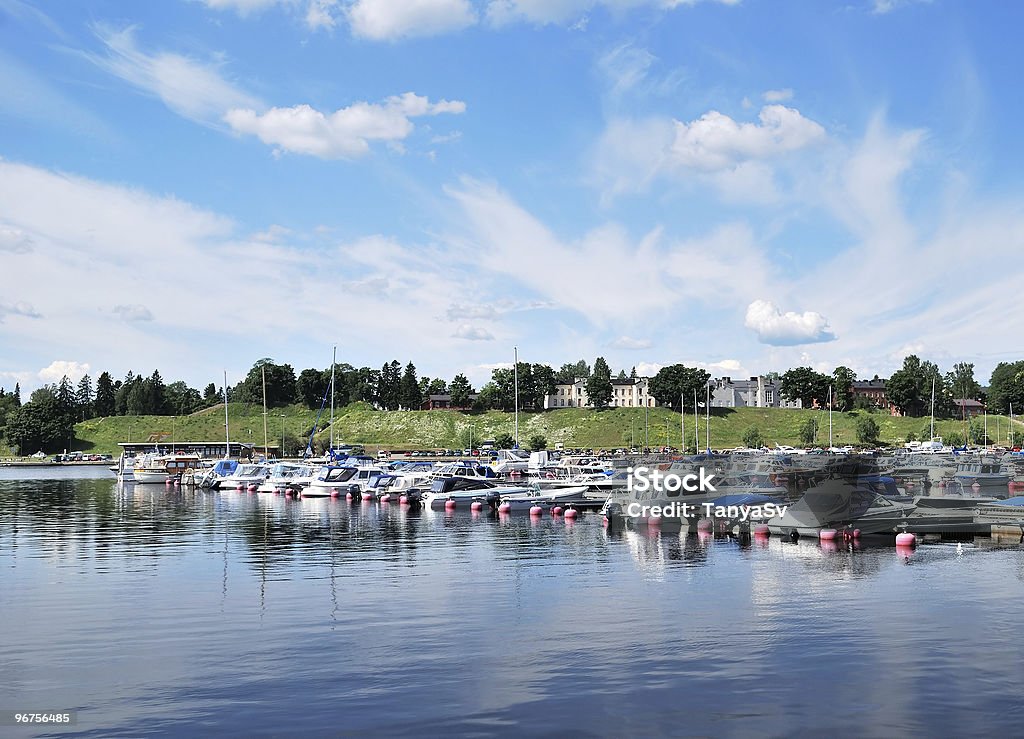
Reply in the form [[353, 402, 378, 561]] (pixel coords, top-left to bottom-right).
[[486, 0, 738, 27], [762, 88, 793, 103], [670, 105, 825, 171], [592, 105, 824, 202], [305, 0, 338, 29], [348, 0, 476, 40], [0, 300, 41, 322], [38, 360, 91, 384], [0, 224, 33, 253], [744, 299, 836, 346], [199, 0, 286, 12], [610, 336, 651, 350], [113, 304, 154, 322], [453, 324, 496, 341], [871, 0, 931, 14], [252, 224, 292, 243], [225, 92, 466, 159], [447, 303, 499, 321], [87, 25, 260, 124]]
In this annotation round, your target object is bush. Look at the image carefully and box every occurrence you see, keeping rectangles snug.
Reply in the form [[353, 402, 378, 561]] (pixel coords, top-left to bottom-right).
[[528, 434, 547, 451], [798, 418, 818, 446], [856, 416, 879, 444], [494, 432, 515, 449], [741, 425, 763, 448]]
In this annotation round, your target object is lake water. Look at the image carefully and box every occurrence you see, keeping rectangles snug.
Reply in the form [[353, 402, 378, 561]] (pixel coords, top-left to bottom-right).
[[3, 467, 1024, 737]]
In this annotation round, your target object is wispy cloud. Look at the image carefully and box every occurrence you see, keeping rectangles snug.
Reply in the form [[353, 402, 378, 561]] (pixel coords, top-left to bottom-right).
[[86, 24, 261, 124]]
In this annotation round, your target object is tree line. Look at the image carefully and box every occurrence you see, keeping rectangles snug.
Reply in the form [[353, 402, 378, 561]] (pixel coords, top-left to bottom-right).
[[0, 352, 1013, 454]]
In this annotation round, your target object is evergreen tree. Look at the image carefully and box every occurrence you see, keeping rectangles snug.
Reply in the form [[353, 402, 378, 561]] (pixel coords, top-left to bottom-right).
[[399, 362, 422, 410], [13, 382, 21, 407], [95, 372, 116, 416], [56, 376, 75, 418], [148, 370, 167, 415], [203, 383, 219, 406], [76, 375, 94, 420], [378, 361, 401, 409]]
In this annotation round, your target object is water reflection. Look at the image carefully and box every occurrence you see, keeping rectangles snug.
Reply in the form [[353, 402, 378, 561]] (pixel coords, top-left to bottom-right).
[[2, 472, 1024, 737]]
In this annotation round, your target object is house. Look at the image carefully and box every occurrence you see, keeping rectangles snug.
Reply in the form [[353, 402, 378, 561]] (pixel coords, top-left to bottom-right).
[[710, 376, 801, 409], [544, 377, 657, 408], [421, 393, 478, 411], [850, 379, 901, 416], [953, 398, 985, 418]]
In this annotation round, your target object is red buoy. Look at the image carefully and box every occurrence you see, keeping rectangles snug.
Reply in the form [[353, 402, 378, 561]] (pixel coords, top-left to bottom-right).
[[529, 505, 544, 516], [852, 529, 861, 539], [380, 494, 392, 504], [564, 508, 578, 519], [697, 518, 713, 532], [470, 501, 483, 511], [345, 491, 353, 500], [445, 499, 457, 510], [236, 484, 244, 491], [648, 515, 661, 526], [753, 524, 770, 537], [552, 506, 563, 516], [361, 492, 373, 501], [399, 495, 409, 505], [819, 528, 838, 541], [498, 502, 512, 513], [895, 532, 917, 547]]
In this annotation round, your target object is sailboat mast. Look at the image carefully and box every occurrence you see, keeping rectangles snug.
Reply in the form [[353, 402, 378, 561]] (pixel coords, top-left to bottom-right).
[[930, 376, 936, 441], [330, 345, 336, 452], [513, 346, 519, 448], [693, 388, 698, 451], [262, 365, 269, 458], [829, 384, 833, 448], [223, 370, 229, 459], [680, 392, 685, 453], [705, 383, 710, 452]]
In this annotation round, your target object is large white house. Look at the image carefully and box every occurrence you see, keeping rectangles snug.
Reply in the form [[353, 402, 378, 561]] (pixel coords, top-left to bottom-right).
[[545, 377, 657, 409], [709, 376, 802, 409]]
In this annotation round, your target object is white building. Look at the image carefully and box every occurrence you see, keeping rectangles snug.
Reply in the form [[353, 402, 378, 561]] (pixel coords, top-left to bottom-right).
[[545, 377, 657, 409], [710, 376, 801, 409]]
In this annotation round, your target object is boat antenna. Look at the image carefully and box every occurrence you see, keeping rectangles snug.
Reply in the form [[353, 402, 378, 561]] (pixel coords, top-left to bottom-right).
[[513, 346, 519, 448]]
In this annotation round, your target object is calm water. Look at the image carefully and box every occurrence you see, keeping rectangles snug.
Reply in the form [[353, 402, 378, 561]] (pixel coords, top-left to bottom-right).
[[3, 468, 1024, 737]]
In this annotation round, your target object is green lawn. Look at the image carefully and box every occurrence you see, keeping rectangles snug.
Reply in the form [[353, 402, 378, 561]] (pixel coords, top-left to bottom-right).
[[69, 402, 1022, 455]]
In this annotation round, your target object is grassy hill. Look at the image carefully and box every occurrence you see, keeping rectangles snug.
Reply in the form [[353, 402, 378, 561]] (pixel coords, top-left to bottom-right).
[[69, 402, 1022, 455]]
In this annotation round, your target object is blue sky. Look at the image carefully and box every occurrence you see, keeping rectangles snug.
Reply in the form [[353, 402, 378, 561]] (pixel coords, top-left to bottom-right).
[[2, 0, 1023, 394]]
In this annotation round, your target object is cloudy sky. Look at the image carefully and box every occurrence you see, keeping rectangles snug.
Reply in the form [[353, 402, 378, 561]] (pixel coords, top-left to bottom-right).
[[1, 0, 1023, 394]]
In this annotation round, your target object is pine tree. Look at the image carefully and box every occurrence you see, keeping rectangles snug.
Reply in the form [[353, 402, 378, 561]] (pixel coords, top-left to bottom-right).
[[13, 382, 21, 407], [585, 357, 613, 408], [95, 372, 116, 417], [399, 362, 422, 410], [76, 375, 94, 420]]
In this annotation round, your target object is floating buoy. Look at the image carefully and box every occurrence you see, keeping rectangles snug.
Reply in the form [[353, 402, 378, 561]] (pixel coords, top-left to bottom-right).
[[895, 532, 917, 547], [819, 528, 838, 541], [361, 492, 373, 501], [648, 515, 661, 526], [399, 495, 409, 505], [529, 505, 544, 516], [236, 484, 244, 491], [938, 480, 947, 488], [852, 529, 861, 539], [380, 494, 392, 504], [552, 506, 563, 516], [602, 515, 609, 527], [445, 499, 457, 510], [470, 501, 483, 511], [564, 508, 578, 519], [696, 518, 713, 532], [972, 482, 981, 491], [753, 524, 770, 537], [331, 489, 341, 498], [248, 484, 258, 492], [345, 491, 353, 501], [498, 502, 512, 513]]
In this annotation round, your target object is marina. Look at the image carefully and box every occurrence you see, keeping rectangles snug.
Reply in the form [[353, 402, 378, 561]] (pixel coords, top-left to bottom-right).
[[4, 465, 1024, 736]]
